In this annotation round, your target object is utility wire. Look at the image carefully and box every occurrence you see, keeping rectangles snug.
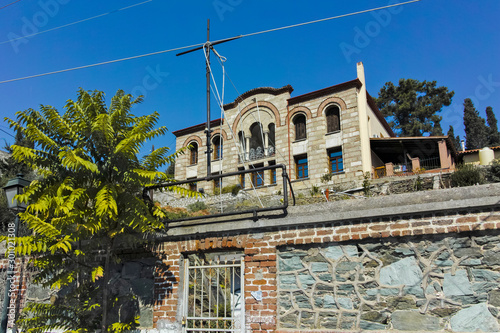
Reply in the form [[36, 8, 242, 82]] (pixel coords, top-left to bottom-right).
[[0, 0, 22, 10], [0, 0, 153, 45], [0, 43, 204, 84], [0, 128, 15, 138], [0, 0, 421, 85]]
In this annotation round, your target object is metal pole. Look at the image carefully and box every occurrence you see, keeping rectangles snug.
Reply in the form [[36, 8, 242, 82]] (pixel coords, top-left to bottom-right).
[[1, 214, 19, 333], [205, 19, 212, 178]]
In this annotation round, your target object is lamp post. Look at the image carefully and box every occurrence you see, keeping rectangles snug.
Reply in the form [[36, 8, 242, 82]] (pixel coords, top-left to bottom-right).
[[1, 174, 29, 333]]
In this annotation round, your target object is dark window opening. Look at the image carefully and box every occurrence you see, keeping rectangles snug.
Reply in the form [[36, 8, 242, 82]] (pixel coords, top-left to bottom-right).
[[189, 142, 198, 165], [293, 114, 307, 141], [326, 105, 340, 133], [213, 136, 223, 160]]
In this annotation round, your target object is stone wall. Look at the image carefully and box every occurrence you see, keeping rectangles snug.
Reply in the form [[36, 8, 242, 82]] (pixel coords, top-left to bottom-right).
[[277, 232, 500, 332], [0, 254, 156, 331], [153, 184, 500, 332]]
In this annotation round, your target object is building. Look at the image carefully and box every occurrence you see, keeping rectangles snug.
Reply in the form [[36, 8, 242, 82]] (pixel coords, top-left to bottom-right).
[[173, 62, 456, 195]]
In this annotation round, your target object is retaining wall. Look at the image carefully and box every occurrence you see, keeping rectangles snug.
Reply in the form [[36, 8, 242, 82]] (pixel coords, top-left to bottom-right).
[[153, 183, 500, 332]]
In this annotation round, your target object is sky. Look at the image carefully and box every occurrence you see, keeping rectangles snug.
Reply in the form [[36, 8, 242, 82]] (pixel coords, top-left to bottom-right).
[[0, 0, 499, 159]]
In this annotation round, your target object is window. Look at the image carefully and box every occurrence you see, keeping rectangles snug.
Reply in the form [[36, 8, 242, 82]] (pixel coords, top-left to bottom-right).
[[252, 170, 264, 187], [189, 142, 198, 165], [268, 123, 276, 155], [329, 149, 343, 173], [326, 105, 340, 133], [293, 114, 306, 141], [212, 135, 223, 160], [295, 155, 308, 179], [214, 177, 221, 191], [269, 161, 276, 185], [188, 181, 197, 192]]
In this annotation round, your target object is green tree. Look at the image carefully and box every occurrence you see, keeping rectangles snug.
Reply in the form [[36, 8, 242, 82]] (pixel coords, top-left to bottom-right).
[[375, 79, 454, 136], [447, 125, 461, 151], [3, 89, 193, 332], [463, 98, 488, 150], [486, 106, 500, 146], [0, 131, 35, 235]]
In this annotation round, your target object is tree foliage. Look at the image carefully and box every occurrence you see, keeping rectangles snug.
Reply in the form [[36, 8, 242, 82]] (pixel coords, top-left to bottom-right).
[[2, 89, 195, 332], [463, 98, 488, 150], [447, 125, 461, 151], [486, 106, 500, 146], [0, 131, 35, 235], [375, 79, 454, 137]]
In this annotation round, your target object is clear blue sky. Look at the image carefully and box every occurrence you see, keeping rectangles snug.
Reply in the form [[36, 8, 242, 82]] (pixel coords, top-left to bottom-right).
[[1, 0, 499, 158]]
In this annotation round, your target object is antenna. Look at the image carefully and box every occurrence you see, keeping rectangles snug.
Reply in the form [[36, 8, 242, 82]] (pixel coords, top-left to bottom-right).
[[176, 20, 241, 178]]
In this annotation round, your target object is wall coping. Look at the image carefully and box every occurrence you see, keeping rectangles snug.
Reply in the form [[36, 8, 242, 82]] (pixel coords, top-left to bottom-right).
[[162, 183, 500, 237]]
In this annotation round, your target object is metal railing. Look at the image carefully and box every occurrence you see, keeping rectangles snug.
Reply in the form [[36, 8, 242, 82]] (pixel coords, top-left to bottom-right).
[[143, 164, 294, 225], [183, 259, 244, 332]]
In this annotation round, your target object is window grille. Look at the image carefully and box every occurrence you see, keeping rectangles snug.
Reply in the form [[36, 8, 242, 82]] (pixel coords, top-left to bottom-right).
[[182, 259, 245, 332]]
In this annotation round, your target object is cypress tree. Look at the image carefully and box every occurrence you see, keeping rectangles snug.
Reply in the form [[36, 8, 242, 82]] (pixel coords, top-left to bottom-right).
[[463, 98, 488, 149], [486, 106, 500, 146], [447, 125, 461, 151]]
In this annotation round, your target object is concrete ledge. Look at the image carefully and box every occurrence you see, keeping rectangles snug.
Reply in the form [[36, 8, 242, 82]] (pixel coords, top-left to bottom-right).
[[163, 183, 500, 237]]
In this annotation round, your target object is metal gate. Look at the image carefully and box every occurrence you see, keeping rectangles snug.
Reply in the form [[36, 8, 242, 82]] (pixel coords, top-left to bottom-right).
[[182, 258, 245, 332]]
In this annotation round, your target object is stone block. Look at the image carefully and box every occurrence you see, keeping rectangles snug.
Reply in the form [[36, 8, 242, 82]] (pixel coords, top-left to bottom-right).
[[443, 270, 473, 297], [360, 320, 387, 330], [380, 257, 423, 288], [450, 303, 500, 332], [391, 310, 442, 331], [472, 269, 500, 282], [324, 245, 358, 260]]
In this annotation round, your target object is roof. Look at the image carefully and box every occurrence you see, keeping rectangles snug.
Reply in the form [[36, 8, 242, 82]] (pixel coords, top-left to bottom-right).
[[457, 145, 500, 155], [172, 119, 223, 137], [370, 136, 457, 163], [287, 79, 362, 105], [287, 79, 395, 137], [223, 85, 294, 110]]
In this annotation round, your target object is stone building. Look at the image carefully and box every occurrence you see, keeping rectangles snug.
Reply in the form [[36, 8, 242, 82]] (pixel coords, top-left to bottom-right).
[[173, 62, 456, 196]]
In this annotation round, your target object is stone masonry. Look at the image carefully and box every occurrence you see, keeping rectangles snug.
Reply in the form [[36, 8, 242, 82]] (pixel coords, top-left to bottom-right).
[[153, 183, 500, 332], [173, 63, 393, 197]]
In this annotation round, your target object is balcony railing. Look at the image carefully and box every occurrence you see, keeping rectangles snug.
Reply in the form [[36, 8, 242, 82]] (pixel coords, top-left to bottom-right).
[[239, 146, 275, 163]]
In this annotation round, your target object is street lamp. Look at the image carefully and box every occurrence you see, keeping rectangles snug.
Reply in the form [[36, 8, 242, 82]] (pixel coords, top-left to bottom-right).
[[1, 173, 30, 333]]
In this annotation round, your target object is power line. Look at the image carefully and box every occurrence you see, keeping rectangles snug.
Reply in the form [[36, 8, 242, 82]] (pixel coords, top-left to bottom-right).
[[0, 128, 15, 138], [0, 43, 205, 84], [0, 0, 421, 85], [0, 0, 22, 10], [0, 0, 153, 46]]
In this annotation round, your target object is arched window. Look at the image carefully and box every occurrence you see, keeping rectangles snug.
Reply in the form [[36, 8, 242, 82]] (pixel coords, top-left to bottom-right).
[[213, 135, 223, 160], [326, 105, 340, 133], [293, 114, 307, 140], [189, 142, 198, 165], [268, 123, 275, 155]]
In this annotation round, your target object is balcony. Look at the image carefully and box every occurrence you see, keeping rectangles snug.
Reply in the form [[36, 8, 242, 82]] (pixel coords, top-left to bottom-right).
[[239, 146, 275, 163]]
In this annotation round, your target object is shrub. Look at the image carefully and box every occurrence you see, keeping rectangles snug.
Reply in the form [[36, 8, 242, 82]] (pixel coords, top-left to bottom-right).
[[362, 172, 371, 196], [450, 164, 485, 187], [310, 185, 320, 196], [488, 158, 500, 182], [413, 175, 423, 191], [321, 173, 333, 183], [214, 184, 242, 196], [187, 201, 207, 212]]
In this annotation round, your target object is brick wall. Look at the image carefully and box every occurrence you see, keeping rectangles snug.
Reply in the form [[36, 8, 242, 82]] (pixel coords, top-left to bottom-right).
[[153, 204, 500, 332]]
